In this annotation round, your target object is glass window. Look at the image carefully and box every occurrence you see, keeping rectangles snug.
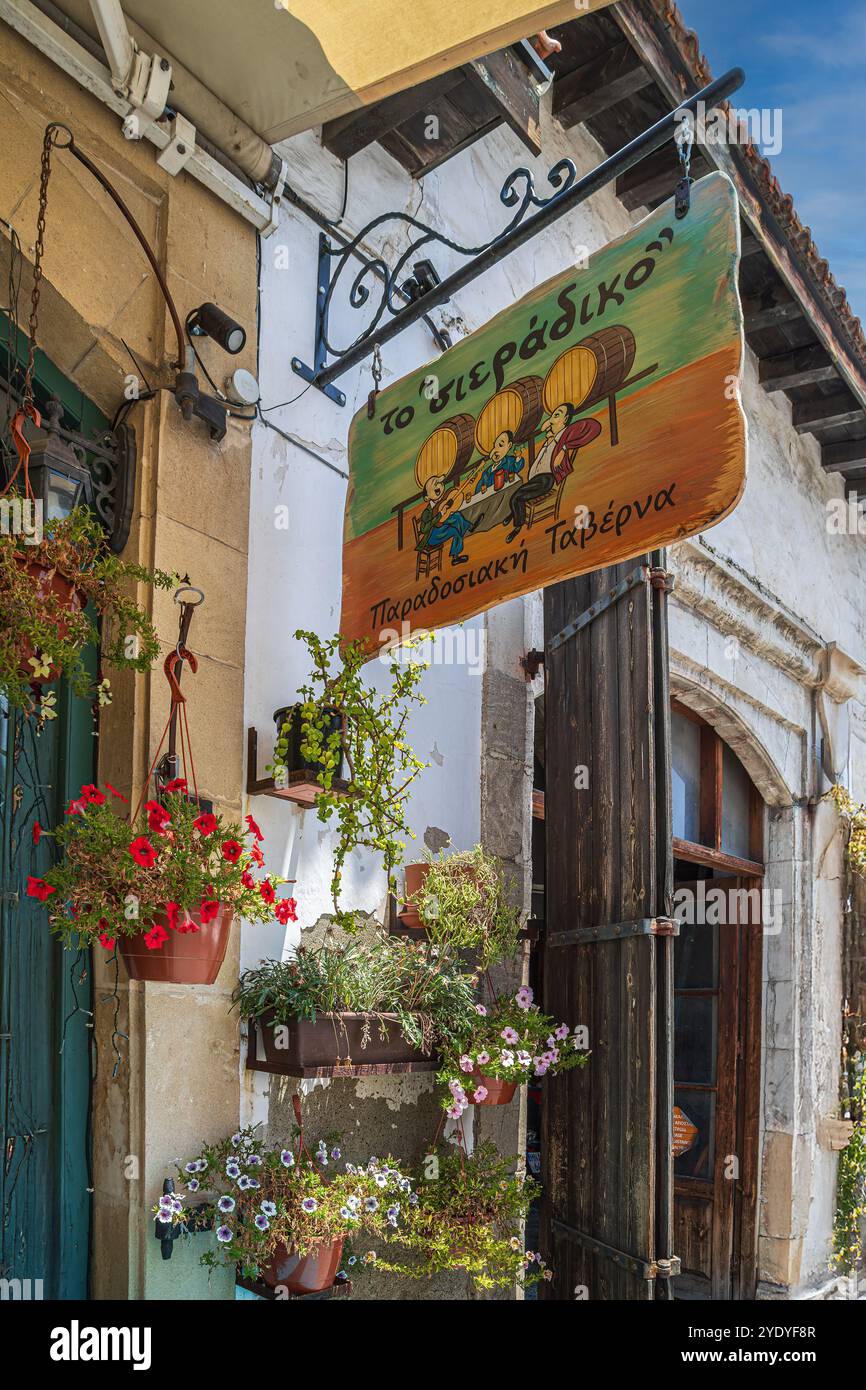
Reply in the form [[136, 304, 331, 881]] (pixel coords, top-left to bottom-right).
[[721, 743, 752, 860], [674, 920, 718, 991], [674, 1089, 715, 1179], [672, 712, 701, 843], [674, 995, 718, 1085]]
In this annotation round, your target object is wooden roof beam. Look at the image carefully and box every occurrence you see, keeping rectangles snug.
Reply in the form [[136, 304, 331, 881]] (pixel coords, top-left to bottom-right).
[[759, 345, 838, 392], [823, 439, 866, 473], [552, 38, 654, 128], [792, 392, 865, 434], [743, 290, 804, 334]]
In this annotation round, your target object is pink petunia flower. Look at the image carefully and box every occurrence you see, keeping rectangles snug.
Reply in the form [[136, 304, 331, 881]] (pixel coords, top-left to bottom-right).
[[472, 1085, 488, 1102], [501, 1027, 519, 1044]]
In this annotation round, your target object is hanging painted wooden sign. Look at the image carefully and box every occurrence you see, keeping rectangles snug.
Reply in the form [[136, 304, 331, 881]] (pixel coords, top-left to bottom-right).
[[341, 172, 746, 651]]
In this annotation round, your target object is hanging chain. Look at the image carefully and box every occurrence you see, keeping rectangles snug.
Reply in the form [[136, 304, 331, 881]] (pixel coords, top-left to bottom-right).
[[673, 110, 694, 220], [367, 343, 384, 419], [21, 124, 74, 404]]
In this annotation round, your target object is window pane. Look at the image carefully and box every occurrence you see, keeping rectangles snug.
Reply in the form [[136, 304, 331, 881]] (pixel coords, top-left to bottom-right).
[[674, 995, 717, 1085], [674, 920, 718, 991], [674, 1089, 715, 1179], [672, 712, 701, 842], [721, 743, 752, 860]]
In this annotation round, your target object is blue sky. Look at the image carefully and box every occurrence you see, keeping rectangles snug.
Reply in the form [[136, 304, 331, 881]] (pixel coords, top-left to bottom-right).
[[677, 0, 866, 322]]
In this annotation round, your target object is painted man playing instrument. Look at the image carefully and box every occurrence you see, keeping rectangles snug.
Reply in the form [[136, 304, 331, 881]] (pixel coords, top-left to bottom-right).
[[503, 402, 602, 544], [416, 473, 474, 565]]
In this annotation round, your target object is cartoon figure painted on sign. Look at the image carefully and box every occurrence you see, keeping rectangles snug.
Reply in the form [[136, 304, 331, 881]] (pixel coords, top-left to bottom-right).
[[414, 473, 475, 566], [472, 429, 524, 495], [502, 402, 601, 544]]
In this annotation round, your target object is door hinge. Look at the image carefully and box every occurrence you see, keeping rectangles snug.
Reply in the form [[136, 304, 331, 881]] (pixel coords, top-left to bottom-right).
[[546, 562, 674, 655], [548, 916, 679, 946], [553, 1219, 681, 1280]]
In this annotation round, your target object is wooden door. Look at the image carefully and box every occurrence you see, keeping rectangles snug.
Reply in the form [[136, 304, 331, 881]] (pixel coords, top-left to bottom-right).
[[672, 875, 762, 1299], [540, 554, 676, 1300]]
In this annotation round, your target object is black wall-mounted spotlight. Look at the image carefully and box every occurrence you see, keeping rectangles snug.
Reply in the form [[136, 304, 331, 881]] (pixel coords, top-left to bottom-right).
[[188, 302, 246, 355]]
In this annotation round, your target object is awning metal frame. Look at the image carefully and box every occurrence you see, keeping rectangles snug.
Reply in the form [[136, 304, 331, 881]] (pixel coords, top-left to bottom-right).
[[290, 66, 744, 406]]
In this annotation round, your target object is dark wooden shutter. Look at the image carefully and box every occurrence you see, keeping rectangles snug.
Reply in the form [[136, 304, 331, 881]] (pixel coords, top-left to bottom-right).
[[540, 553, 676, 1300]]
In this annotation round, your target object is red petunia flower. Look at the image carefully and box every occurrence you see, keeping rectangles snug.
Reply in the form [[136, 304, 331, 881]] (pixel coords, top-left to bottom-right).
[[241, 871, 256, 890], [99, 931, 116, 950], [32, 821, 42, 846], [249, 844, 264, 866], [259, 879, 276, 904], [66, 798, 86, 816], [129, 836, 158, 868], [144, 922, 169, 951], [245, 813, 264, 841], [80, 784, 106, 806], [164, 901, 180, 931], [105, 782, 129, 802], [27, 876, 56, 902], [145, 800, 172, 834], [176, 917, 200, 934], [275, 897, 298, 925], [200, 898, 220, 923], [193, 813, 217, 837], [163, 777, 188, 794], [221, 839, 242, 864]]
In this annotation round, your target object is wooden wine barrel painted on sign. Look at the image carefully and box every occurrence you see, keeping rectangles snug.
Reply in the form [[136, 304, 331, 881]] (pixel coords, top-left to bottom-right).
[[414, 413, 475, 490], [474, 375, 544, 454], [543, 325, 636, 413]]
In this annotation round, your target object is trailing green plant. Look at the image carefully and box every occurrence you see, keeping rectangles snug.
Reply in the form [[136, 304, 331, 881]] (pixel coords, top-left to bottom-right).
[[233, 932, 478, 1054], [437, 985, 589, 1114], [0, 499, 175, 717], [158, 1125, 412, 1281], [827, 785, 866, 875], [28, 780, 293, 948], [374, 1140, 549, 1291], [269, 630, 427, 928], [831, 1039, 866, 1274], [408, 844, 522, 967]]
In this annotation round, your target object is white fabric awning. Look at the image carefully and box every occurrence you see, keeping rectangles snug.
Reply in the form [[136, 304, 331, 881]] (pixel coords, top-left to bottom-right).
[[56, 0, 617, 143]]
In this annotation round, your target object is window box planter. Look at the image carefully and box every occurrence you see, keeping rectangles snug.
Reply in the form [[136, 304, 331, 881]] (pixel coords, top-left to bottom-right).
[[247, 1008, 439, 1077], [120, 905, 233, 985]]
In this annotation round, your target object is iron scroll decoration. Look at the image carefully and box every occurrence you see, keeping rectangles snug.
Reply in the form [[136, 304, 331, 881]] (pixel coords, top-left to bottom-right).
[[331, 160, 576, 357], [290, 67, 746, 407]]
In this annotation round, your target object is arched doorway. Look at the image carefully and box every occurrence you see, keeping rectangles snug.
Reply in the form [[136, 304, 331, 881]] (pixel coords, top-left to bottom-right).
[[671, 699, 764, 1300]]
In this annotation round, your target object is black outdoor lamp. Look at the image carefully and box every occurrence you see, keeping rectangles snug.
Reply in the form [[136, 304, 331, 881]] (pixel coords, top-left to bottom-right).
[[27, 397, 93, 520], [187, 302, 246, 354]]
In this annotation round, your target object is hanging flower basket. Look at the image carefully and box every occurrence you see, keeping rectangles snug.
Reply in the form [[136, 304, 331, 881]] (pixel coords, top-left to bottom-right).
[[13, 554, 86, 684], [120, 904, 234, 985], [465, 1073, 517, 1106], [258, 1238, 345, 1293], [28, 646, 296, 984]]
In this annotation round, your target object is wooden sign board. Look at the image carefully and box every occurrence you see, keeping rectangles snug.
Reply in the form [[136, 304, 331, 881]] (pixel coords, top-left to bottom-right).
[[673, 1105, 699, 1159], [341, 173, 746, 651]]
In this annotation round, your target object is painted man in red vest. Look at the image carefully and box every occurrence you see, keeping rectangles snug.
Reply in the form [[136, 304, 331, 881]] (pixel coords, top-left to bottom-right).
[[503, 401, 602, 544]]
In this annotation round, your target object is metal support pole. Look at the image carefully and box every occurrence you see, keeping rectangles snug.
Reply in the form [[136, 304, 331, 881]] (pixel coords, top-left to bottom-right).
[[308, 67, 744, 392]]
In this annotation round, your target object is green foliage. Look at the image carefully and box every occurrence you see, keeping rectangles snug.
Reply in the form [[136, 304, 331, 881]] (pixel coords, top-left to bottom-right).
[[408, 844, 522, 967], [161, 1126, 412, 1281], [270, 630, 427, 928], [437, 987, 589, 1113], [33, 784, 288, 946], [233, 933, 479, 1054], [827, 784, 866, 876], [374, 1141, 549, 1291], [0, 500, 175, 716], [831, 1052, 866, 1274]]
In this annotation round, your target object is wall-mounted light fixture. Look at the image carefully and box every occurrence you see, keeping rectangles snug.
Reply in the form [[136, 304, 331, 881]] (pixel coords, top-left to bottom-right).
[[187, 302, 247, 355], [26, 399, 95, 521]]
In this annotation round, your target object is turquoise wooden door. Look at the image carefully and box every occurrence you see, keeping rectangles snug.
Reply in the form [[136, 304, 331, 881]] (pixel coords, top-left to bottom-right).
[[1, 328, 102, 1298]]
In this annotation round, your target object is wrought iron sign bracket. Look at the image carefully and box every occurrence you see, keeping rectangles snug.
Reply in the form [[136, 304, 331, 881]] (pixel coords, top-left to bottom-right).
[[290, 68, 744, 406]]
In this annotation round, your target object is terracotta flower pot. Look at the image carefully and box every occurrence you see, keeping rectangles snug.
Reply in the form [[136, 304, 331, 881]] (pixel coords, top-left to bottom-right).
[[14, 554, 85, 683], [120, 905, 233, 985], [259, 1237, 344, 1294], [467, 1072, 517, 1106], [398, 861, 431, 928]]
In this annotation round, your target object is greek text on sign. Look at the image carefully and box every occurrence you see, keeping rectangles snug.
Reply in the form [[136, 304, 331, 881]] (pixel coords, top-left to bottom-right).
[[341, 173, 746, 650], [673, 1106, 699, 1159]]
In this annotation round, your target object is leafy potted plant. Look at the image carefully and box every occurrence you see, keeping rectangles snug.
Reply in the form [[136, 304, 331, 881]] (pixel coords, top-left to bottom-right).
[[268, 630, 427, 929], [235, 932, 478, 1073], [400, 844, 521, 966], [28, 782, 293, 984], [158, 1123, 413, 1293], [0, 499, 175, 718], [438, 985, 589, 1110], [374, 1140, 550, 1292]]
